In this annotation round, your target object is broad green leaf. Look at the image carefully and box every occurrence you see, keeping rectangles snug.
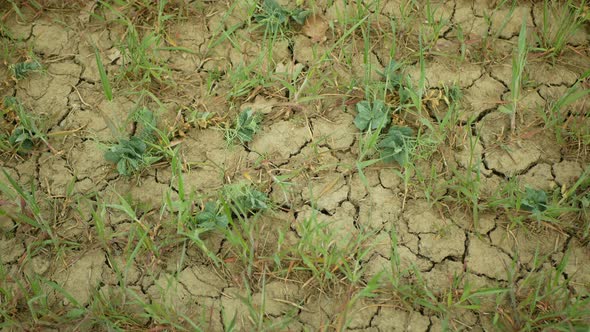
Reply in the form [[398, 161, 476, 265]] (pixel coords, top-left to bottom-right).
[[377, 126, 414, 166], [354, 100, 391, 131]]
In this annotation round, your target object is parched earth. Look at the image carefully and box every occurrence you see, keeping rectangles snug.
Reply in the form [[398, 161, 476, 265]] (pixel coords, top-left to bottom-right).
[[1, 0, 589, 331]]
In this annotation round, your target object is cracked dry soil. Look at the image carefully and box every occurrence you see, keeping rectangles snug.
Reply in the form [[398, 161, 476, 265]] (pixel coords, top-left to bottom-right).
[[1, 0, 589, 331]]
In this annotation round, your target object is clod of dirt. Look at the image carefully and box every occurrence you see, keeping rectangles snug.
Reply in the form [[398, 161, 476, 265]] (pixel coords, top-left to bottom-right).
[[147, 272, 207, 319], [39, 155, 74, 197], [17, 61, 81, 129], [368, 231, 431, 273], [325, 1, 357, 21], [489, 226, 567, 270], [300, 174, 348, 213], [23, 255, 51, 275], [77, 32, 113, 82], [560, 239, 590, 294], [220, 287, 256, 330], [371, 306, 430, 332], [251, 120, 310, 160], [349, 170, 381, 206], [295, 202, 356, 249], [69, 140, 112, 184], [53, 250, 105, 306], [462, 74, 505, 122], [252, 281, 302, 316], [518, 163, 555, 191], [478, 112, 541, 176], [178, 265, 226, 297], [293, 35, 327, 65], [467, 235, 512, 281], [419, 223, 466, 263], [528, 63, 579, 86], [378, 168, 401, 190], [169, 21, 208, 51], [0, 215, 15, 233], [32, 19, 74, 55], [454, 4, 490, 37], [404, 200, 449, 234], [452, 211, 496, 235], [302, 14, 329, 43], [103, 256, 141, 286], [422, 260, 464, 295], [343, 299, 379, 329], [120, 177, 177, 209], [454, 136, 491, 175], [3, 15, 33, 40], [552, 160, 584, 188], [0, 237, 25, 264], [312, 111, 356, 150], [408, 61, 483, 88], [358, 186, 402, 231], [98, 285, 150, 325], [489, 6, 532, 39], [240, 96, 280, 115]]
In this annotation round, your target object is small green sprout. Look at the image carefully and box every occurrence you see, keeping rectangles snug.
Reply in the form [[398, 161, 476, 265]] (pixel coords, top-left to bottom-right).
[[104, 108, 161, 176], [104, 136, 161, 176], [377, 126, 414, 166], [521, 187, 548, 213], [194, 201, 229, 230], [225, 108, 263, 145], [192, 183, 268, 231], [354, 100, 391, 131], [2, 97, 42, 154], [253, 0, 309, 33], [10, 60, 42, 80]]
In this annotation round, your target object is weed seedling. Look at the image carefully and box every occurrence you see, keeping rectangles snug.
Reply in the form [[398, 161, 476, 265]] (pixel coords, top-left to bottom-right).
[[377, 126, 414, 166], [9, 59, 41, 80], [499, 20, 527, 133], [2, 97, 45, 154], [520, 187, 548, 214], [535, 0, 589, 58], [104, 136, 159, 176], [253, 0, 309, 34], [104, 108, 162, 176], [192, 182, 268, 231], [225, 108, 263, 145], [354, 100, 391, 131]]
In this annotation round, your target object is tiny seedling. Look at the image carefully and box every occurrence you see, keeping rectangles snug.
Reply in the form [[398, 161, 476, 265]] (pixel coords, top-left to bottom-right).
[[94, 47, 113, 101], [223, 183, 269, 215], [192, 183, 269, 231], [354, 100, 391, 131], [225, 108, 263, 145], [378, 60, 405, 93], [253, 0, 309, 33], [104, 136, 160, 176], [104, 108, 162, 176], [498, 20, 527, 133], [2, 96, 43, 154], [520, 187, 548, 214], [193, 201, 229, 230], [377, 126, 414, 166], [536, 0, 589, 58], [9, 60, 41, 80]]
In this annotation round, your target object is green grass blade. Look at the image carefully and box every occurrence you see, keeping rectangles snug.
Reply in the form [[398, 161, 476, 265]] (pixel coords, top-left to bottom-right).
[[94, 47, 113, 101]]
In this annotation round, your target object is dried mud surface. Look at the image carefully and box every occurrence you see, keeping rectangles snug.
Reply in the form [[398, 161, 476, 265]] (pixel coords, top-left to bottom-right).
[[1, 1, 589, 331]]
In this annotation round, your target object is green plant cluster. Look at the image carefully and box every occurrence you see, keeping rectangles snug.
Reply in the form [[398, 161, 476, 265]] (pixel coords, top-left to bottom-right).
[[354, 98, 414, 167], [104, 108, 161, 176], [2, 96, 41, 154], [193, 183, 269, 230], [225, 108, 263, 145], [253, 0, 309, 33], [9, 60, 41, 80]]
